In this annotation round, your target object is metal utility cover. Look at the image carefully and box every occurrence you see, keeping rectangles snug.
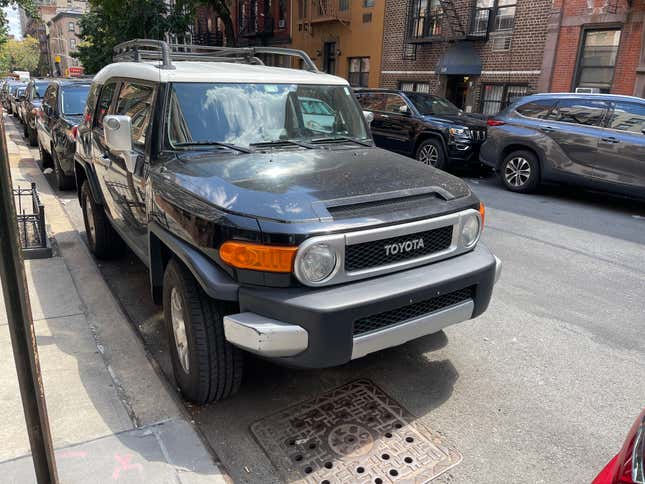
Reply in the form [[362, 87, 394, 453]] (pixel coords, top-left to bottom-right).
[[251, 379, 462, 483]]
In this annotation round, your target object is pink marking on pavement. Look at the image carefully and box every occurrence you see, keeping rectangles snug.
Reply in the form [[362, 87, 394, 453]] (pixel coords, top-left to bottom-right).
[[112, 453, 143, 480]]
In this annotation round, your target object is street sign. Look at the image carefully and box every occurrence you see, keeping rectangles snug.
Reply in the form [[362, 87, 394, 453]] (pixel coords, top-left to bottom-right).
[[67, 66, 84, 77], [54, 55, 61, 63]]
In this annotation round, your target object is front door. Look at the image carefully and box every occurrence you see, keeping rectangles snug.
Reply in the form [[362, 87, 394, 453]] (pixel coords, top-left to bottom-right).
[[323, 42, 336, 75], [445, 76, 469, 110]]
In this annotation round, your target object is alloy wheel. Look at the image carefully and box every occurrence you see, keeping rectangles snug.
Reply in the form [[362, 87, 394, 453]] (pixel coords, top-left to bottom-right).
[[504, 157, 531, 187], [170, 287, 190, 373], [418, 144, 439, 166], [84, 193, 96, 244]]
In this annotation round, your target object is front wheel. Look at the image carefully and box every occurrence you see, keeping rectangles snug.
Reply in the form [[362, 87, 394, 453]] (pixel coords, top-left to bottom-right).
[[38, 140, 53, 168], [163, 259, 243, 404], [500, 150, 540, 193], [53, 149, 75, 191], [416, 138, 446, 170]]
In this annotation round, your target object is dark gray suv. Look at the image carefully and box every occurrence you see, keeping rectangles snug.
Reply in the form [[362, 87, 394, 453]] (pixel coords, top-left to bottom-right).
[[480, 93, 645, 197]]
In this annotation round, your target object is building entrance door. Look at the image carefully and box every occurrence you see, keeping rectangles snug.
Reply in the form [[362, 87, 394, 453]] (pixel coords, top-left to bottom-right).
[[323, 42, 337, 75], [445, 75, 469, 110]]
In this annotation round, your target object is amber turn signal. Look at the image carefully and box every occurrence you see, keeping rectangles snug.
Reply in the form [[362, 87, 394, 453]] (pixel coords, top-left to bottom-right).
[[219, 241, 297, 273], [479, 202, 486, 227]]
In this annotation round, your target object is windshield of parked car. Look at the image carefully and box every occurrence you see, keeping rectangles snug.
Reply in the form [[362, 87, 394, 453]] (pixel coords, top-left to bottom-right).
[[33, 81, 49, 98], [167, 83, 368, 149], [405, 93, 462, 116], [61, 85, 90, 115]]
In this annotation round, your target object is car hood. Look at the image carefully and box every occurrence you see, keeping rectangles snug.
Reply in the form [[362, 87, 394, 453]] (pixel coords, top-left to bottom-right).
[[423, 114, 488, 128], [157, 147, 473, 223]]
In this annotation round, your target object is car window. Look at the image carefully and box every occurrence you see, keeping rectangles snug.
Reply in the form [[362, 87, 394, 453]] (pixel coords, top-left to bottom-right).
[[43, 85, 56, 109], [356, 92, 387, 112], [94, 82, 117, 130], [516, 99, 555, 119], [406, 93, 461, 116], [115, 82, 155, 149], [384, 94, 409, 114], [607, 102, 645, 134], [61, 84, 90, 115], [547, 99, 607, 126], [82, 84, 100, 129]]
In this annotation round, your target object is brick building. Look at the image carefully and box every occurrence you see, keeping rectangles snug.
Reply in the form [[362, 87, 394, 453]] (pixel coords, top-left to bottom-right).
[[540, 0, 645, 97], [48, 10, 84, 76], [380, 0, 552, 115]]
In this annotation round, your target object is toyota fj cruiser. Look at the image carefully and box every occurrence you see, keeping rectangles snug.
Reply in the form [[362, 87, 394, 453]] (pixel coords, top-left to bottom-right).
[[75, 40, 501, 404]]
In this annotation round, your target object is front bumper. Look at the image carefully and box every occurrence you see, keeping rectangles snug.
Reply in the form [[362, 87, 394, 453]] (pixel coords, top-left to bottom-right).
[[447, 141, 483, 163], [224, 244, 501, 368]]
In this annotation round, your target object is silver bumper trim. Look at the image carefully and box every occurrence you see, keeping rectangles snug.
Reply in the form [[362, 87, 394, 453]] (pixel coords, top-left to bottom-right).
[[223, 313, 308, 357], [351, 300, 475, 360]]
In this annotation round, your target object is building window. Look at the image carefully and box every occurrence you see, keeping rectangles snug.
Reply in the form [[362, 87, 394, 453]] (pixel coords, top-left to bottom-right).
[[69, 38, 77, 50], [399, 81, 431, 93], [339, 0, 349, 11], [575, 29, 621, 93], [363, 13, 372, 23], [68, 22, 75, 32], [363, 0, 375, 6], [481, 84, 527, 115], [471, 0, 516, 36], [403, 43, 417, 60], [408, 0, 443, 40], [348, 57, 370, 87]]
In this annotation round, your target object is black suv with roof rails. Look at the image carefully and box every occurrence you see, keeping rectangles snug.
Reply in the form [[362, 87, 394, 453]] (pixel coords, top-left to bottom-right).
[[75, 40, 501, 404], [355, 88, 488, 170]]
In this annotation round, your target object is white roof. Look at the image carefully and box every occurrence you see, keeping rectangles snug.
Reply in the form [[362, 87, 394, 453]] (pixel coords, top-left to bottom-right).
[[92, 61, 349, 86]]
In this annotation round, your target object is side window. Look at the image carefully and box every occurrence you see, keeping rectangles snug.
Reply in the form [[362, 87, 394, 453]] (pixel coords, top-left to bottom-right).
[[607, 102, 645, 134], [356, 92, 386, 112], [547, 99, 608, 126], [82, 84, 100, 129], [516, 99, 554, 119], [94, 82, 117, 130], [115, 82, 155, 149], [384, 94, 409, 114]]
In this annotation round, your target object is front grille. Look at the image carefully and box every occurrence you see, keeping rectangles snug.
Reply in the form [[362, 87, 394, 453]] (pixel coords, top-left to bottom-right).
[[345, 225, 453, 272], [471, 128, 487, 142], [353, 287, 474, 336]]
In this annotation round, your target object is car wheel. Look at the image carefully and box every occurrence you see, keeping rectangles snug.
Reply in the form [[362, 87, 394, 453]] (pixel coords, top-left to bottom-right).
[[53, 149, 75, 191], [38, 140, 53, 168], [416, 138, 446, 170], [500, 150, 540, 193], [28, 126, 37, 147], [163, 259, 243, 404], [23, 124, 29, 139], [81, 181, 124, 259]]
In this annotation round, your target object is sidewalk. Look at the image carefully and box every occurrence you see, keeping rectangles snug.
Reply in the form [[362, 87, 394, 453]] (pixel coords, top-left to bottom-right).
[[0, 115, 229, 482]]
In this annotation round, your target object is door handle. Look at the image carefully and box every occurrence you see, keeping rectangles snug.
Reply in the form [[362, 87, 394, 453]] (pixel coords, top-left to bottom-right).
[[540, 126, 555, 133], [600, 136, 620, 144]]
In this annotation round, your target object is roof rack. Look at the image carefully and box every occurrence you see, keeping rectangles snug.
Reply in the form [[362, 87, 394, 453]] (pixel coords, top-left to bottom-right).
[[113, 39, 319, 73]]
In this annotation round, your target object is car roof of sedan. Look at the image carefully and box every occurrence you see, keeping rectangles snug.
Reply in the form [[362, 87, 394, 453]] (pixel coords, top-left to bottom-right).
[[92, 60, 348, 86]]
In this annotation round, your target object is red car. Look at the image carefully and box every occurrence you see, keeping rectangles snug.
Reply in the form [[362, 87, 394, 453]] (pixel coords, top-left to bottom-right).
[[593, 408, 644, 484]]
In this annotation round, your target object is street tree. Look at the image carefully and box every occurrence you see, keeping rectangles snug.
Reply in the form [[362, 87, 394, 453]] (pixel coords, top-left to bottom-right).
[[0, 36, 39, 74]]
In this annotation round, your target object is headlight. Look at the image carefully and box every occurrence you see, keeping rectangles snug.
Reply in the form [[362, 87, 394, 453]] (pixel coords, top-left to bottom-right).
[[449, 127, 468, 136], [461, 214, 481, 248], [297, 243, 337, 283]]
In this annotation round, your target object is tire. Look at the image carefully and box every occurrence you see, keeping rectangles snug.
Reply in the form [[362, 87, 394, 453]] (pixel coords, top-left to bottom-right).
[[499, 150, 540, 193], [53, 149, 75, 191], [80, 181, 124, 259], [163, 258, 243, 404], [38, 140, 53, 168], [23, 124, 29, 139], [416, 138, 447, 170], [27, 126, 37, 147]]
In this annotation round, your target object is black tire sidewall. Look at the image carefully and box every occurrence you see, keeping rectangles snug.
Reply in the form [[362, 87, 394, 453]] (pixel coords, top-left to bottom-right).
[[416, 139, 446, 170], [81, 182, 98, 253], [500, 150, 540, 193]]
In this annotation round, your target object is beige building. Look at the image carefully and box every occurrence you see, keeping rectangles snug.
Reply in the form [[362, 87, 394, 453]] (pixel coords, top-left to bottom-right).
[[48, 10, 84, 76]]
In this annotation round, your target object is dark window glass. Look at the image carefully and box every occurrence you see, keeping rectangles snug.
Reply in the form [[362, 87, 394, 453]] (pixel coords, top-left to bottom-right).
[[33, 81, 50, 99], [384, 94, 409, 114], [348, 57, 370, 87], [356, 92, 387, 112], [548, 99, 608, 126], [576, 30, 621, 93], [516, 99, 554, 119], [471, 0, 515, 35], [61, 85, 90, 115], [481, 84, 528, 116], [115, 82, 155, 148], [607, 102, 645, 134], [408, 0, 443, 39], [94, 82, 117, 129], [406, 93, 461, 115], [82, 84, 100, 129]]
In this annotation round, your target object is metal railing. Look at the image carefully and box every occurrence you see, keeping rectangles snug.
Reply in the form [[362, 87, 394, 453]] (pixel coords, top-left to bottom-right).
[[307, 0, 351, 23], [13, 183, 51, 259]]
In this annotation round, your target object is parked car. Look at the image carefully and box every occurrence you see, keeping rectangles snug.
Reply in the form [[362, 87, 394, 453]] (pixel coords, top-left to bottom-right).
[[21, 79, 51, 146], [37, 79, 91, 190], [9, 84, 27, 117], [480, 93, 645, 197], [75, 40, 500, 404], [355, 88, 488, 170], [1, 80, 21, 113], [592, 407, 644, 484]]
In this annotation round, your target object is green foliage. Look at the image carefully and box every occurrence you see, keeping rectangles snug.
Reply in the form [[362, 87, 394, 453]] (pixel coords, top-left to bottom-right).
[[0, 36, 39, 74], [74, 0, 195, 74]]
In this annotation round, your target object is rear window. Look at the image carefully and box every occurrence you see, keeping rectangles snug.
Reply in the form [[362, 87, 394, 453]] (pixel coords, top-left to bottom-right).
[[61, 85, 90, 115], [516, 99, 554, 119], [34, 81, 50, 98]]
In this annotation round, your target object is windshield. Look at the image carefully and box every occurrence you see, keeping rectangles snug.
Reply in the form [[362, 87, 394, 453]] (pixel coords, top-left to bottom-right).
[[167, 83, 368, 149], [61, 85, 90, 115], [34, 81, 49, 98], [406, 93, 462, 116]]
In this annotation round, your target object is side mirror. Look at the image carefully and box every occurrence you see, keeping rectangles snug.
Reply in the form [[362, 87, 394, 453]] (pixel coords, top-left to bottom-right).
[[363, 110, 374, 125], [104, 115, 136, 172], [399, 104, 410, 115]]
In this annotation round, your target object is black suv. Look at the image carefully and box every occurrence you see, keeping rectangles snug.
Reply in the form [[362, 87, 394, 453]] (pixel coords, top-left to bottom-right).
[[355, 89, 488, 170], [75, 40, 500, 404], [480, 93, 645, 197], [21, 79, 51, 146], [37, 79, 91, 190]]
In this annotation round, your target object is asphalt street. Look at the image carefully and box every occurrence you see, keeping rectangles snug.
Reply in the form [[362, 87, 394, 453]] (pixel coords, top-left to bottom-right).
[[47, 158, 645, 484]]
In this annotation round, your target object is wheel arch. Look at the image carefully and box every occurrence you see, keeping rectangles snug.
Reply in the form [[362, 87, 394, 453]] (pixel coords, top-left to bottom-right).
[[414, 131, 448, 157], [74, 157, 103, 205]]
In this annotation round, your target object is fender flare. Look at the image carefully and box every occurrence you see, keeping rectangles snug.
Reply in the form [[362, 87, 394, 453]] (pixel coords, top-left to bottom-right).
[[148, 222, 239, 304], [74, 156, 104, 205]]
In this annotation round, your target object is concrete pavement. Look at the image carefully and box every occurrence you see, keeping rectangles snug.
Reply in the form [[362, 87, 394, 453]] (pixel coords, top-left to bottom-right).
[[0, 115, 228, 482]]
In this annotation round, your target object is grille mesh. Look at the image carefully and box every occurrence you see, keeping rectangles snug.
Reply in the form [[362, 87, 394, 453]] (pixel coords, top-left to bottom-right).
[[353, 287, 474, 336], [345, 225, 453, 272]]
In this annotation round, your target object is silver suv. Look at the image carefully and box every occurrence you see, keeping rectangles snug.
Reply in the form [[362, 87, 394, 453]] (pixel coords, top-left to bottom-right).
[[480, 93, 645, 198]]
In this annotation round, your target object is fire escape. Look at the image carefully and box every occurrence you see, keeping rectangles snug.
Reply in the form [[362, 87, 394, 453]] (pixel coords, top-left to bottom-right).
[[239, 0, 275, 43], [406, 0, 489, 43]]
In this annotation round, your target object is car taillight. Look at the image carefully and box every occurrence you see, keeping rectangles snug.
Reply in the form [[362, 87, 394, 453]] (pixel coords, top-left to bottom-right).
[[593, 410, 645, 484], [71, 125, 78, 140], [487, 119, 505, 127]]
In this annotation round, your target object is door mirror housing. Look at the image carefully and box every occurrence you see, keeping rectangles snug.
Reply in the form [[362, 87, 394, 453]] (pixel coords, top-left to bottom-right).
[[398, 104, 410, 115], [104, 115, 136, 172], [363, 110, 374, 125]]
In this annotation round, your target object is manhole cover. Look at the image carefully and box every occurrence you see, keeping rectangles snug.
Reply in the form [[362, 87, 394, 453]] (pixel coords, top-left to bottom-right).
[[251, 379, 461, 483]]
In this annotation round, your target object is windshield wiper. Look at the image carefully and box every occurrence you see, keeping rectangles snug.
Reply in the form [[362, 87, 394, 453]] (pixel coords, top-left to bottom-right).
[[310, 136, 372, 147], [174, 141, 252, 154], [249, 139, 315, 149]]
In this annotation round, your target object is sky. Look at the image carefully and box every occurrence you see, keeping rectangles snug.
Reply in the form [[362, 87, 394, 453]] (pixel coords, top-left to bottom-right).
[[5, 6, 23, 40]]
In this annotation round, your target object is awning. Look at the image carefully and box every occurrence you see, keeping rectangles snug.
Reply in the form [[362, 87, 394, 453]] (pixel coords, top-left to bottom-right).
[[436, 42, 482, 76]]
